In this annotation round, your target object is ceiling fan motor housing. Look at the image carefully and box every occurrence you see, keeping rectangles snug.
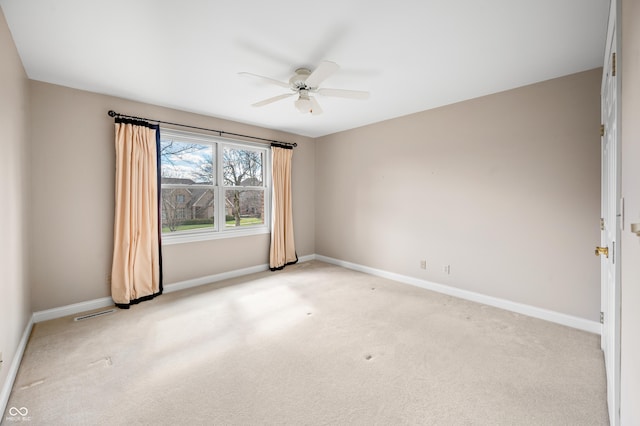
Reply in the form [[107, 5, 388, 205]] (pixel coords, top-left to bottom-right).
[[290, 68, 312, 90]]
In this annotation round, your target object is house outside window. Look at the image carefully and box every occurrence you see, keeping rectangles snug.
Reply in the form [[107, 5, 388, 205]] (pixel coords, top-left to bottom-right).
[[160, 129, 270, 244]]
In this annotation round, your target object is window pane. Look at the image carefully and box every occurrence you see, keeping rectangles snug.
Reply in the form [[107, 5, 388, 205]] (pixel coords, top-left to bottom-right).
[[159, 130, 269, 241], [223, 147, 263, 187], [162, 187, 215, 233], [160, 140, 214, 185], [224, 189, 265, 228]]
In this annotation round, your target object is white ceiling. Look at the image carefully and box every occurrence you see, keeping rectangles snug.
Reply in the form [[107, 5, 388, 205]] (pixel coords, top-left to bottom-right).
[[1, 0, 609, 138]]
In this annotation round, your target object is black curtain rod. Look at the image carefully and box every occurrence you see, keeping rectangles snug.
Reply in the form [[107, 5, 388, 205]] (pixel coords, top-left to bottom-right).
[[107, 110, 297, 147]]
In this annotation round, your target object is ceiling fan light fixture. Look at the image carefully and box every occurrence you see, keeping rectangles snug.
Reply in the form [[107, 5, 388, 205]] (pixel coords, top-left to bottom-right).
[[295, 92, 313, 114]]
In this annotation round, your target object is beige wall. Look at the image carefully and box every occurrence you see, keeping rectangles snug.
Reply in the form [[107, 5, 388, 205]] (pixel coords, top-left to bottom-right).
[[316, 69, 602, 321], [621, 0, 640, 421], [0, 7, 31, 405], [28, 82, 315, 311]]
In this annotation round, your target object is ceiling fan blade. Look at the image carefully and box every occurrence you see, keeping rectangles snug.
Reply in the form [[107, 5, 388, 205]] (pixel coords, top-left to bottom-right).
[[238, 72, 290, 89], [305, 61, 339, 88], [252, 93, 295, 107], [309, 96, 323, 115], [317, 88, 370, 100]]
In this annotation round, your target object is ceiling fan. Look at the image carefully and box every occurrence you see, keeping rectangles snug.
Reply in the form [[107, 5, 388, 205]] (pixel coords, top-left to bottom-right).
[[239, 61, 369, 115]]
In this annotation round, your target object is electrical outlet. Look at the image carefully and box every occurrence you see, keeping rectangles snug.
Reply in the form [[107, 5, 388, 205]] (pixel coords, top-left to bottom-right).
[[443, 265, 451, 274], [420, 260, 427, 269], [106, 273, 112, 285]]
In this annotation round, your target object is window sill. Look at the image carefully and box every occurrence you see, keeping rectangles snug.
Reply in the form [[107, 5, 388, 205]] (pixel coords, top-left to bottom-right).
[[161, 225, 270, 245]]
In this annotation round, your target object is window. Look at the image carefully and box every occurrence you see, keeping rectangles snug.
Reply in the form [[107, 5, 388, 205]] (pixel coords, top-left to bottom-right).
[[160, 129, 270, 244]]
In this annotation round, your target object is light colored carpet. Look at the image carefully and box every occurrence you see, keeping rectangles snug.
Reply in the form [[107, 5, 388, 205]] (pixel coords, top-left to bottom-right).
[[4, 261, 608, 425]]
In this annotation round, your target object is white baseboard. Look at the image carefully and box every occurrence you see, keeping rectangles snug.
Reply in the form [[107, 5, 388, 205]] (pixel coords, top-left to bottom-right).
[[297, 254, 316, 263], [32, 297, 114, 323], [32, 255, 318, 323], [164, 263, 270, 293], [1, 316, 34, 419], [165, 255, 316, 293], [315, 255, 601, 335], [30, 252, 598, 334]]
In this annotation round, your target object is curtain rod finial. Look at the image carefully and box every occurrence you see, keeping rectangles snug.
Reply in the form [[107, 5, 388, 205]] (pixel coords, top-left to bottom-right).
[[108, 110, 117, 117]]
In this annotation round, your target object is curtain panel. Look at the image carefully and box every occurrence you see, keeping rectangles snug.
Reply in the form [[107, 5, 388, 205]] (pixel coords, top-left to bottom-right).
[[270, 145, 297, 270], [111, 118, 163, 308]]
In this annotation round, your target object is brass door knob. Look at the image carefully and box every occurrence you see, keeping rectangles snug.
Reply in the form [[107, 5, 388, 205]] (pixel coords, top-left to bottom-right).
[[595, 246, 609, 258]]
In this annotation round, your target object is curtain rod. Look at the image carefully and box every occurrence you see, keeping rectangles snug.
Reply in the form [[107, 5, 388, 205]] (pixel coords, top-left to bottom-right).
[[107, 110, 297, 147]]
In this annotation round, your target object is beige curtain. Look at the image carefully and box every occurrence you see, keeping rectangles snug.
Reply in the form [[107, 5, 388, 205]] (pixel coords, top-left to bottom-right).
[[111, 119, 162, 308], [270, 146, 297, 270]]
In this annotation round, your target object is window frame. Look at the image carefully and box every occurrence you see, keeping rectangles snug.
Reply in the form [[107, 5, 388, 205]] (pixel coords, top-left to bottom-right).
[[159, 128, 271, 245]]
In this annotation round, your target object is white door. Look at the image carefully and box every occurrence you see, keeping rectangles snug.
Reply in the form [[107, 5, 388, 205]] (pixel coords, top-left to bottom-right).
[[600, 3, 620, 424]]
